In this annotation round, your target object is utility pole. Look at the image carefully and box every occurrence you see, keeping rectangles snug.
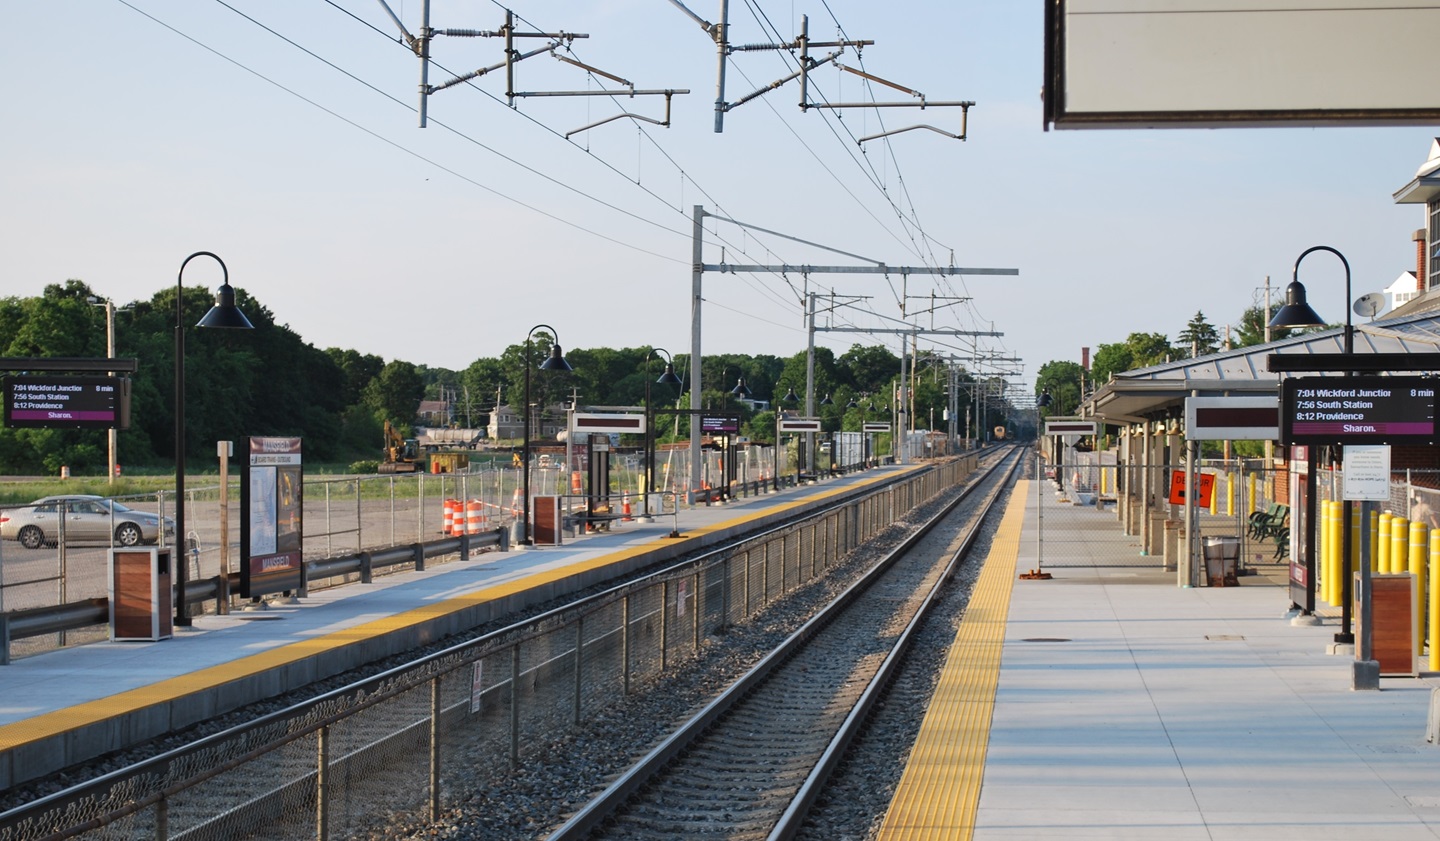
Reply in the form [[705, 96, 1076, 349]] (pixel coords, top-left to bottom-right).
[[688, 205, 1017, 495], [88, 296, 119, 483]]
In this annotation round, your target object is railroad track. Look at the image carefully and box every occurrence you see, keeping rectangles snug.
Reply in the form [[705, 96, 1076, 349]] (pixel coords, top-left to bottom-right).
[[546, 448, 1023, 841]]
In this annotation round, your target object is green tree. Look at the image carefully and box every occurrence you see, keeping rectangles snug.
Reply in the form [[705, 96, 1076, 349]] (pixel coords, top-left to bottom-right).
[[837, 344, 900, 395], [1177, 311, 1220, 357], [1091, 332, 1173, 383], [1036, 360, 1085, 417], [363, 360, 425, 431], [1232, 304, 1300, 347]]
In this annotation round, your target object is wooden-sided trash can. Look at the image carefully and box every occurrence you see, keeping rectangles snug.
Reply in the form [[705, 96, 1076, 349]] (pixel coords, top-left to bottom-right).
[[1365, 573, 1419, 677], [109, 547, 174, 641]]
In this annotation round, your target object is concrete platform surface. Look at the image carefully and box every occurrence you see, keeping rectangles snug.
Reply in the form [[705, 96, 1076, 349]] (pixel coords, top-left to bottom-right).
[[973, 480, 1440, 840]]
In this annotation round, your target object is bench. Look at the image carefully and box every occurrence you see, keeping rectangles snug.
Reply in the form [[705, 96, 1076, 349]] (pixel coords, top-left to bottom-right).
[[1269, 526, 1290, 560], [1248, 503, 1289, 540], [563, 507, 626, 534]]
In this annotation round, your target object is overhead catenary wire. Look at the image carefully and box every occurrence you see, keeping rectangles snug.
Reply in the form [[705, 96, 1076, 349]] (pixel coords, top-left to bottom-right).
[[136, 0, 1004, 364], [349, 0, 1001, 352]]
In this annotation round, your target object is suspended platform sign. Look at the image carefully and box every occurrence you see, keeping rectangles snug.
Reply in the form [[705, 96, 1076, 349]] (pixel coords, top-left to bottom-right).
[[1184, 396, 1279, 441], [778, 417, 822, 433], [1044, 418, 1097, 437], [571, 412, 646, 435]]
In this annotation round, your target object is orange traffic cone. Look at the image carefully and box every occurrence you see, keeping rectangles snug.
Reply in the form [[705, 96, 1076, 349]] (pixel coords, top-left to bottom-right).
[[622, 491, 632, 521]]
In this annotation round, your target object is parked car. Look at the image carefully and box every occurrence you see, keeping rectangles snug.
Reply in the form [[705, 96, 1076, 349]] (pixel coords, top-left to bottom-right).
[[0, 495, 175, 549]]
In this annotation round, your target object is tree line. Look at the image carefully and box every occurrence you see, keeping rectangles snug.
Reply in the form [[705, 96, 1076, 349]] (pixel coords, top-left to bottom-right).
[[1035, 306, 1309, 419], [1, 281, 1009, 474]]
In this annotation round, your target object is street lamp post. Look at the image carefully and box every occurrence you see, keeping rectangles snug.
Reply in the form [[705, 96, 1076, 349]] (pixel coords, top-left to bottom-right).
[[1268, 245, 1379, 689], [644, 348, 682, 519], [174, 252, 254, 627], [521, 324, 571, 546]]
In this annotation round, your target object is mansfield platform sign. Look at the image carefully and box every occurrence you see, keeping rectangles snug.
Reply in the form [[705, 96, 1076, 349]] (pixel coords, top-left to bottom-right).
[[240, 436, 304, 599], [1280, 376, 1437, 446]]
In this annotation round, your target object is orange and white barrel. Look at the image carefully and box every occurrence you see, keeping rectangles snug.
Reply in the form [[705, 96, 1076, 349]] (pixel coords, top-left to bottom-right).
[[466, 499, 484, 534], [442, 498, 458, 535]]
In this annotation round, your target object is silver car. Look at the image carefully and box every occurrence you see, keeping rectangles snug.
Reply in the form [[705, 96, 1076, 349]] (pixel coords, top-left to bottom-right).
[[0, 495, 175, 549]]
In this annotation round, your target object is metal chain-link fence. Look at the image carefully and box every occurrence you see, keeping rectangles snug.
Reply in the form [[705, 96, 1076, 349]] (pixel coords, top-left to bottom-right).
[[3, 443, 801, 659], [1037, 454, 1287, 571], [0, 456, 977, 841]]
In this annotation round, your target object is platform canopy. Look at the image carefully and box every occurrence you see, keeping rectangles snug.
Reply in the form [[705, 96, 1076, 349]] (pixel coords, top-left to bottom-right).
[[1081, 309, 1440, 426]]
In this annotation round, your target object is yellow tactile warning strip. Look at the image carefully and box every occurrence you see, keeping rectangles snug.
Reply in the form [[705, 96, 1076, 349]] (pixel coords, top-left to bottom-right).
[[0, 467, 917, 755], [876, 480, 1027, 841]]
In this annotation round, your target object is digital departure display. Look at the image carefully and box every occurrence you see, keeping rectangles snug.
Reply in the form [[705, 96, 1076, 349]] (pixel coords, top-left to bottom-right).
[[701, 414, 739, 433], [3, 375, 129, 429], [1280, 376, 1436, 446]]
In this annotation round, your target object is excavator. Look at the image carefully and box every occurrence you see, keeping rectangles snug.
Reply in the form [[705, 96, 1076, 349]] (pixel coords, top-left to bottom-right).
[[380, 421, 421, 473]]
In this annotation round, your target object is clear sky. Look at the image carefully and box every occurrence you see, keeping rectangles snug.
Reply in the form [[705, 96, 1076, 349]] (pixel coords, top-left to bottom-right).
[[2, 1, 1434, 389]]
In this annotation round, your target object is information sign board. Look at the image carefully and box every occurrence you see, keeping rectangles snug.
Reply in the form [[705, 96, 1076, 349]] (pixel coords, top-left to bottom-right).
[[1342, 445, 1392, 501], [1281, 376, 1437, 446], [240, 436, 304, 599], [862, 422, 890, 433], [3, 375, 129, 429]]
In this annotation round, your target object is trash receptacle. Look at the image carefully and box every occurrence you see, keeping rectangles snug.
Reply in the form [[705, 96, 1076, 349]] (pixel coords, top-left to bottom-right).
[[1203, 536, 1241, 587], [109, 547, 173, 640]]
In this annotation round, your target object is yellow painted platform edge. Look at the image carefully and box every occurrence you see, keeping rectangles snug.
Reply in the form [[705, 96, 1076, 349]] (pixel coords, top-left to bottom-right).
[[876, 480, 1027, 841], [0, 467, 916, 752]]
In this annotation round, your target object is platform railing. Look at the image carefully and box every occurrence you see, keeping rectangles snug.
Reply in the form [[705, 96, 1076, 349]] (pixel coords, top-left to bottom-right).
[[0, 455, 979, 840]]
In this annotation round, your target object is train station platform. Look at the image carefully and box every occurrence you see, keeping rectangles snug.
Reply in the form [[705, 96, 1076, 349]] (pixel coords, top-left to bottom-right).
[[880, 479, 1440, 841], [0, 464, 914, 790]]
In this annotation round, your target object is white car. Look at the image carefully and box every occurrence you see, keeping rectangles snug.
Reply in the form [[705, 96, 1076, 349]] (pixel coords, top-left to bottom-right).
[[0, 495, 175, 549]]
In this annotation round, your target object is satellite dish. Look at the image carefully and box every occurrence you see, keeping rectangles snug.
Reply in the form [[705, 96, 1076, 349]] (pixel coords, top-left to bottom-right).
[[1352, 292, 1385, 319]]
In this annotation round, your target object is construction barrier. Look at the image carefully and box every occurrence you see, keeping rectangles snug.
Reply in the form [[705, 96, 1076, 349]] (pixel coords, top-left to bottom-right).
[[442, 498, 458, 536], [466, 498, 484, 535]]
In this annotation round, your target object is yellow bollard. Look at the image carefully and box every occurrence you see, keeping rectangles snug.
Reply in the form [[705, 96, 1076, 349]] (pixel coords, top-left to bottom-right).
[[1430, 534, 1440, 673], [1317, 501, 1330, 605], [1330, 501, 1345, 606], [1391, 516, 1409, 578], [1411, 522, 1429, 652], [1226, 474, 1234, 518], [1378, 512, 1392, 574], [1209, 475, 1218, 516], [1247, 474, 1256, 516], [1370, 509, 1380, 573], [1323, 501, 1338, 606], [1352, 503, 1363, 586]]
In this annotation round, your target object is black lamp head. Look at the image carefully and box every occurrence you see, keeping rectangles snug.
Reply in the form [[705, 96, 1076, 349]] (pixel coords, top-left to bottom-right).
[[540, 344, 572, 372], [196, 282, 254, 330], [1268, 280, 1326, 329], [657, 362, 682, 386]]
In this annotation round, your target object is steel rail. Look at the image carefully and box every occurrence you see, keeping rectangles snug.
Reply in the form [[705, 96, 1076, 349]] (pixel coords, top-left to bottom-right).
[[545, 447, 1020, 840], [769, 449, 1023, 840]]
